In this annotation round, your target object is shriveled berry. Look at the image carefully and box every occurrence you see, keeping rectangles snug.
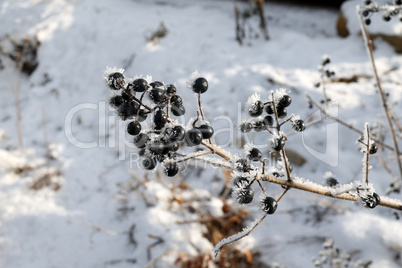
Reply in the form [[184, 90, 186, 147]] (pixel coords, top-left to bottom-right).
[[132, 78, 149, 92], [260, 196, 278, 214], [185, 128, 203, 147], [170, 95, 183, 105], [109, 95, 124, 108], [236, 187, 254, 204], [164, 163, 179, 177], [142, 156, 156, 170], [277, 107, 287, 119], [248, 148, 262, 161], [369, 143, 378, 154], [293, 119, 306, 132], [154, 110, 167, 130], [192, 77, 208, 94], [199, 124, 214, 139], [134, 133, 149, 148], [239, 122, 253, 133], [171, 104, 186, 116], [278, 95, 292, 108], [272, 136, 285, 151], [107, 72, 125, 90], [149, 88, 166, 104], [127, 121, 141, 135], [166, 84, 177, 96], [249, 100, 264, 117], [265, 102, 274, 114]]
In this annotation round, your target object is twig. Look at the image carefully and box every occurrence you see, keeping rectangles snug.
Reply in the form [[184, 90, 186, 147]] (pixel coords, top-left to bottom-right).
[[357, 7, 402, 181], [306, 94, 395, 152]]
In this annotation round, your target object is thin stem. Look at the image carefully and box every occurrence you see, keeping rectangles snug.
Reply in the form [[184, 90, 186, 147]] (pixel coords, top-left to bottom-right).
[[166, 150, 213, 164], [201, 140, 231, 160], [277, 186, 290, 202], [357, 8, 402, 181], [198, 92, 205, 121], [365, 125, 370, 185], [306, 94, 395, 152]]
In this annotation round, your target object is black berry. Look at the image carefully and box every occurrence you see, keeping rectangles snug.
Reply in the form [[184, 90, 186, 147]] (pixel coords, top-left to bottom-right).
[[278, 95, 292, 108], [293, 119, 306, 132], [369, 143, 378, 154], [107, 72, 125, 90], [132, 78, 149, 92], [127, 121, 141, 135], [170, 95, 183, 105], [239, 122, 253, 133], [249, 100, 264, 117], [154, 110, 167, 130], [235, 159, 250, 172], [272, 136, 285, 151], [326, 177, 339, 187], [142, 156, 156, 170], [365, 18, 371, 25], [232, 176, 249, 187], [192, 77, 208, 94], [166, 84, 177, 96], [185, 128, 203, 147], [253, 120, 266, 132], [277, 107, 287, 119], [134, 133, 149, 148], [171, 104, 186, 116], [109, 95, 124, 108], [236, 187, 254, 204], [265, 102, 274, 114], [362, 10, 369, 17], [260, 196, 278, 214], [263, 115, 273, 126], [149, 88, 166, 104], [118, 102, 135, 120], [248, 148, 262, 161], [198, 124, 214, 139], [168, 125, 186, 141], [150, 81, 164, 88], [149, 139, 165, 155], [137, 109, 148, 122], [383, 13, 391, 22], [164, 163, 179, 177]]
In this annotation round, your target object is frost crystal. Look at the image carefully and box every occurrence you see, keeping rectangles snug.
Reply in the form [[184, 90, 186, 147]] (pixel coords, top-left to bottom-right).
[[245, 93, 261, 112]]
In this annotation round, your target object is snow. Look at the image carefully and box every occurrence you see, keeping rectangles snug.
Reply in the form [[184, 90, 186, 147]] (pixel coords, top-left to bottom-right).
[[0, 0, 402, 267]]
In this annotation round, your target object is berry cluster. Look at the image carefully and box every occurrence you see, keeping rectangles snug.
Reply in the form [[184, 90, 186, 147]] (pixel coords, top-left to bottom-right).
[[103, 68, 214, 177], [361, 0, 402, 25]]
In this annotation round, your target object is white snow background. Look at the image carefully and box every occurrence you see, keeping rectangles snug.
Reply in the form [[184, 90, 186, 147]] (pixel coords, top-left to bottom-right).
[[0, 0, 401, 267]]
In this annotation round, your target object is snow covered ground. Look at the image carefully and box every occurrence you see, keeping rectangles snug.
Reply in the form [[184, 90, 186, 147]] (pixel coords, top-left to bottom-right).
[[0, 0, 401, 267]]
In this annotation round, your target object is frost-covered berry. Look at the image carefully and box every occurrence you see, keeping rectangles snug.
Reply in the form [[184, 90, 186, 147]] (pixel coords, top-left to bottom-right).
[[131, 78, 149, 92], [127, 121, 141, 135], [249, 100, 264, 117], [121, 91, 131, 101], [192, 77, 208, 94], [154, 110, 167, 130], [239, 122, 253, 133], [253, 120, 266, 132], [260, 196, 278, 214], [107, 72, 125, 90], [235, 159, 250, 172], [236, 187, 254, 204], [171, 104, 186, 116], [369, 143, 378, 154], [134, 133, 149, 148], [149, 139, 165, 155], [142, 156, 156, 170], [109, 95, 124, 108], [272, 136, 285, 151], [293, 119, 306, 132], [166, 84, 177, 96], [198, 124, 214, 139], [185, 128, 203, 146], [326, 177, 339, 187], [168, 125, 186, 142], [149, 88, 166, 104], [170, 95, 183, 105], [232, 176, 248, 187], [164, 163, 179, 177], [363, 193, 381, 209], [118, 102, 136, 120], [169, 141, 179, 152], [265, 102, 274, 114], [277, 107, 287, 119], [137, 109, 148, 122], [247, 148, 262, 161], [278, 95, 292, 108]]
